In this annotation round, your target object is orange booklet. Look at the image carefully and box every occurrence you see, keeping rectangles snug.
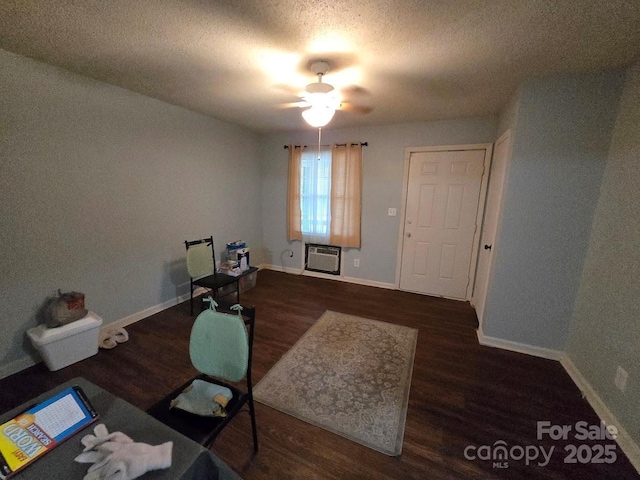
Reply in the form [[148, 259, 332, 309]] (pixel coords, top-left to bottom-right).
[[0, 386, 98, 478]]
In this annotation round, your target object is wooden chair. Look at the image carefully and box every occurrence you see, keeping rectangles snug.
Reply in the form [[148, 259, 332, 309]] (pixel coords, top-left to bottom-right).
[[148, 299, 259, 452], [185, 237, 240, 316]]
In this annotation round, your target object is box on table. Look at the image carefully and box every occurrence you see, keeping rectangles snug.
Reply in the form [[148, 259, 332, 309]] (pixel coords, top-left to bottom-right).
[[225, 241, 246, 259], [236, 249, 250, 270], [27, 312, 103, 371], [226, 247, 250, 270]]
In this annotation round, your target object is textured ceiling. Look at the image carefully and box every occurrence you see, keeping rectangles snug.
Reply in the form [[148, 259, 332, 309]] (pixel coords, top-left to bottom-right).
[[1, 0, 639, 132]]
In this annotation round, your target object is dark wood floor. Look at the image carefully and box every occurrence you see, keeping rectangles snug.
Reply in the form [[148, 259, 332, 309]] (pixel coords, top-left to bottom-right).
[[1, 270, 638, 479]]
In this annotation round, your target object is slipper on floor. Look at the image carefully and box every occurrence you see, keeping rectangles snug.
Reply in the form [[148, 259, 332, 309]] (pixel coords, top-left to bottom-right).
[[99, 334, 117, 350], [112, 327, 129, 344]]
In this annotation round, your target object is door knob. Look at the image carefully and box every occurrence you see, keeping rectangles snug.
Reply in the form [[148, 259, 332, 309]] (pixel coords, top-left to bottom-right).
[[484, 244, 492, 250], [407, 233, 412, 238]]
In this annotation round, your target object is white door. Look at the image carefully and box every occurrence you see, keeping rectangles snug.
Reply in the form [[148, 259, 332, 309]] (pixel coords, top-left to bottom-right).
[[472, 131, 511, 325], [399, 148, 487, 299]]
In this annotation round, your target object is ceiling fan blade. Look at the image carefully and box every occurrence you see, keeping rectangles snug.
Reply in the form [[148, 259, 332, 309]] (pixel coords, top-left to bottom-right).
[[338, 102, 374, 114], [277, 100, 309, 109], [340, 84, 371, 97], [337, 84, 373, 113], [274, 83, 305, 96], [274, 59, 373, 115]]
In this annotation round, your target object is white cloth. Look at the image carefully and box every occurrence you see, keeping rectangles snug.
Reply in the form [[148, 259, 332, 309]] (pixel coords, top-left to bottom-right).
[[75, 424, 172, 480], [75, 424, 134, 464], [84, 441, 172, 480], [170, 379, 232, 417]]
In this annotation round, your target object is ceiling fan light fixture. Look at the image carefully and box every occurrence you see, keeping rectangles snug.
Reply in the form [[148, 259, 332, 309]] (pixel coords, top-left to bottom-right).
[[302, 105, 336, 127], [303, 91, 340, 109], [305, 82, 334, 95]]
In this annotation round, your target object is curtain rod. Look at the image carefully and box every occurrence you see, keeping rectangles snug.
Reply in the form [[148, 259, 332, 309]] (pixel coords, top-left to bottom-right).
[[284, 142, 368, 149]]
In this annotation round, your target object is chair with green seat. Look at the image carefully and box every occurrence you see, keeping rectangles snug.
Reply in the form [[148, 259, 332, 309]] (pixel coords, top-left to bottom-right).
[[148, 298, 259, 452], [185, 237, 240, 316]]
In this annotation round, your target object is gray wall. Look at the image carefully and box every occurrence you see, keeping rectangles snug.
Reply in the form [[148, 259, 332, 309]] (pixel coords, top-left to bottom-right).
[[496, 86, 521, 139], [259, 118, 498, 284], [0, 50, 263, 373], [482, 71, 624, 350], [567, 61, 640, 442]]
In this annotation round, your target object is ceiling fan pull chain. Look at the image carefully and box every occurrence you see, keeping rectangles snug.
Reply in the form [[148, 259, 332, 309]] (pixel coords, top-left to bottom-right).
[[317, 127, 322, 160]]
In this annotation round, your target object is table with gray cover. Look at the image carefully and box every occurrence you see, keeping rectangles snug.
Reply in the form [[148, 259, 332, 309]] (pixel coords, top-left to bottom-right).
[[0, 377, 242, 480]]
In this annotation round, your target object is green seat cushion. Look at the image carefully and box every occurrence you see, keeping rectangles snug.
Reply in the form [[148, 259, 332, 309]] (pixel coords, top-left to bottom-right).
[[187, 243, 214, 279], [190, 307, 248, 382]]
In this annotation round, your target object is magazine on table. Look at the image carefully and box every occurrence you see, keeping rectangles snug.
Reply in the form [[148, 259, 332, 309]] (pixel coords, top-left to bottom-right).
[[0, 386, 98, 478]]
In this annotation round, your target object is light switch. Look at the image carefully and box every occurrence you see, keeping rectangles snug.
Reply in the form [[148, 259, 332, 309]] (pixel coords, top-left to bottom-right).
[[388, 208, 397, 216]]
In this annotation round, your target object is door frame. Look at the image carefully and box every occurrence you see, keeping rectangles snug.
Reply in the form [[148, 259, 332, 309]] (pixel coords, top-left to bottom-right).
[[395, 143, 494, 300], [471, 130, 513, 327]]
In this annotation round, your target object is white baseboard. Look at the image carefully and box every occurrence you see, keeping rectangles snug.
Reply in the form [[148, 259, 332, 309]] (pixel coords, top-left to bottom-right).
[[560, 355, 640, 473], [100, 287, 207, 335], [257, 263, 294, 273], [260, 264, 396, 290], [0, 286, 208, 380], [475, 328, 640, 474], [339, 274, 396, 290], [0, 356, 38, 380], [476, 327, 563, 360]]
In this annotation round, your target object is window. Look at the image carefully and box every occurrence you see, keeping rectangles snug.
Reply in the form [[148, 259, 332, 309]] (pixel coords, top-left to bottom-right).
[[287, 143, 363, 248], [300, 147, 331, 242]]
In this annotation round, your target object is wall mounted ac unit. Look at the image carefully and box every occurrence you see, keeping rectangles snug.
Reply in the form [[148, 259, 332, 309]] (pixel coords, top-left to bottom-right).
[[305, 244, 341, 275]]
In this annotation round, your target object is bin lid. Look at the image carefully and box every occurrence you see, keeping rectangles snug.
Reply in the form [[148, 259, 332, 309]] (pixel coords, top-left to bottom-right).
[[27, 312, 103, 346]]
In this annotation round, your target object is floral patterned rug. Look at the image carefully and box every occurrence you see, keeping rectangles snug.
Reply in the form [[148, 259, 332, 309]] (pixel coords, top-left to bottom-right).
[[253, 310, 418, 456]]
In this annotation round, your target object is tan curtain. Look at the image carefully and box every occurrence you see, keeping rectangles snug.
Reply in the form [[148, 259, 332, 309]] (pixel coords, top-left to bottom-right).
[[329, 143, 363, 248], [286, 145, 303, 241]]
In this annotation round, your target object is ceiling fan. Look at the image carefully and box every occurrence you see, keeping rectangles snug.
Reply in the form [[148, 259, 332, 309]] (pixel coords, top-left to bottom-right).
[[286, 60, 372, 128]]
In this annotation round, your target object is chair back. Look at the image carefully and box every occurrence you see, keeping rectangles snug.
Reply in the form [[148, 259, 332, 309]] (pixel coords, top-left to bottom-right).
[[185, 237, 215, 279], [189, 302, 249, 382]]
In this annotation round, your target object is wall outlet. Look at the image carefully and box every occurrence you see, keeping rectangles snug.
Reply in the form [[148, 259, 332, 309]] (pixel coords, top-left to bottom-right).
[[354, 258, 360, 267], [615, 366, 628, 392], [388, 208, 397, 216]]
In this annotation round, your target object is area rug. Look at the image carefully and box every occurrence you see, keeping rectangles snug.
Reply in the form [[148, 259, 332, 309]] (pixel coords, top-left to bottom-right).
[[253, 310, 418, 456]]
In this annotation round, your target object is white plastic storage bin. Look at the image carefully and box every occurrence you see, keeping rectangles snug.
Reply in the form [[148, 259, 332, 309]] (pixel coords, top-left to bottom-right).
[[27, 312, 103, 371], [239, 269, 257, 293]]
